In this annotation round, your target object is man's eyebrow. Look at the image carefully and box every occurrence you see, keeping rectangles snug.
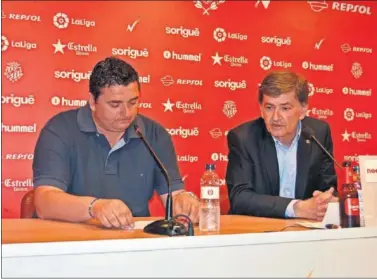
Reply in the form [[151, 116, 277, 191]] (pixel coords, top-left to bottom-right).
[[128, 96, 139, 102], [279, 102, 292, 106]]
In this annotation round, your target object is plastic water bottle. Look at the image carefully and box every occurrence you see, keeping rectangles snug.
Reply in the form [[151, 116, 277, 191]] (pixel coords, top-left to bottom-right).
[[199, 163, 220, 232], [353, 165, 365, 227]]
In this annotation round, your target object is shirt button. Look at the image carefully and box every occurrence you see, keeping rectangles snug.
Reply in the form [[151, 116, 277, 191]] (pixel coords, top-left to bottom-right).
[[96, 133, 99, 137]]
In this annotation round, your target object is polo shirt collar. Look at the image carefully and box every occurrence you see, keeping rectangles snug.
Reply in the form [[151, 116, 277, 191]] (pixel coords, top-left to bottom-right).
[[77, 104, 146, 139], [77, 104, 96, 132], [125, 115, 146, 140]]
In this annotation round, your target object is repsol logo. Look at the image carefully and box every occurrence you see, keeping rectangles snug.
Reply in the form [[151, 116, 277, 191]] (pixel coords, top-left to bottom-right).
[[3, 153, 34, 160], [7, 13, 42, 22], [138, 102, 152, 109], [332, 2, 372, 15]]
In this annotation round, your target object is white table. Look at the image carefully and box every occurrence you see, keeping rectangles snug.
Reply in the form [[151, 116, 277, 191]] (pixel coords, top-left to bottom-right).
[[3, 226, 377, 277]]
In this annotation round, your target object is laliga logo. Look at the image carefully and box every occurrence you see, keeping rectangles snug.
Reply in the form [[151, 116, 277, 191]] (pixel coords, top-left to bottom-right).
[[2, 35, 9, 51], [308, 82, 315, 96], [213, 27, 226, 42], [213, 27, 247, 42], [344, 108, 355, 121], [53, 12, 95, 29], [260, 56, 292, 70], [53, 12, 69, 29], [194, 0, 225, 15], [260, 56, 272, 70]]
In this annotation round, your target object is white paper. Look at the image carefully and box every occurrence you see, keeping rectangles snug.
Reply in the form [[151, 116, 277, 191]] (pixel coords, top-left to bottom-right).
[[359, 155, 377, 227], [365, 159, 377, 183], [133, 220, 154, 230], [296, 202, 340, 229]]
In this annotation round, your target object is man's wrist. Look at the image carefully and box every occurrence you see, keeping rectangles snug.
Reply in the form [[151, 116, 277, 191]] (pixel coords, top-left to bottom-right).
[[285, 200, 299, 218], [88, 198, 100, 218], [175, 191, 199, 201], [293, 200, 303, 218]]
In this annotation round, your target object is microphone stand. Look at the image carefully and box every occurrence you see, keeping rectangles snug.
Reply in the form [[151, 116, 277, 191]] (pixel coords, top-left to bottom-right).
[[134, 125, 188, 237], [303, 126, 343, 170], [310, 135, 342, 169]]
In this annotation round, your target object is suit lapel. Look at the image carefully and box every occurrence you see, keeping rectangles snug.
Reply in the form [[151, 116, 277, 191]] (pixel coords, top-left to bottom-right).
[[261, 133, 280, 196], [295, 129, 313, 199]]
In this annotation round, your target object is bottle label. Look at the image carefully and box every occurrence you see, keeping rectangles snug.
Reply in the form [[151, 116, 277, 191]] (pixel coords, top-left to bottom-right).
[[201, 186, 219, 199], [344, 197, 360, 216], [353, 182, 362, 190]]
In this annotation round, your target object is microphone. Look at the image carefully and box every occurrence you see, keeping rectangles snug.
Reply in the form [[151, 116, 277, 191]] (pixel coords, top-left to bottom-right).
[[302, 126, 342, 170], [134, 124, 191, 236]]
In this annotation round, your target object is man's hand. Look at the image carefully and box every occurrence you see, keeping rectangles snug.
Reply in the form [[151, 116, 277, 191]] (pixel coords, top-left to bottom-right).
[[313, 188, 339, 202], [91, 199, 134, 229], [173, 192, 200, 224], [294, 187, 336, 221]]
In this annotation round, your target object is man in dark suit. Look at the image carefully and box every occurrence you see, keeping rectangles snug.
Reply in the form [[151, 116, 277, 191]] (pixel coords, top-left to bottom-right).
[[226, 71, 337, 221]]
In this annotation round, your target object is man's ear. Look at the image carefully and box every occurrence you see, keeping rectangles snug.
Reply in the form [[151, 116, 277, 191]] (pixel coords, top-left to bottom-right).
[[88, 93, 95, 111], [299, 103, 308, 120], [259, 104, 264, 119]]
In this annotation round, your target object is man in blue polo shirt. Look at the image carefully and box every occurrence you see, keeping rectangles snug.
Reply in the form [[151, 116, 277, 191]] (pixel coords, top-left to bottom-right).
[[33, 57, 199, 229]]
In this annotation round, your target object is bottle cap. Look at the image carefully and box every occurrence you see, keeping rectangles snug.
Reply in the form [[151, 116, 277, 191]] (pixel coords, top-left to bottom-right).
[[342, 160, 351, 167], [205, 164, 215, 171], [352, 165, 360, 172]]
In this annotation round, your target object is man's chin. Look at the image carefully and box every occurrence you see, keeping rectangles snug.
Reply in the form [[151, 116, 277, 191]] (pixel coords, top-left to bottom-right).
[[269, 129, 287, 138], [111, 122, 132, 132]]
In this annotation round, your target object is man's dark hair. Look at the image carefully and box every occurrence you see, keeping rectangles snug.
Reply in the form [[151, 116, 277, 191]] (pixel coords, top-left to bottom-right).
[[89, 56, 140, 101], [258, 71, 309, 105]]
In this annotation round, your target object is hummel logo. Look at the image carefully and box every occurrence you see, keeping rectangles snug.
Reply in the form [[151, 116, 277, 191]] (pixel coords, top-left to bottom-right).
[[314, 38, 325, 49], [127, 19, 140, 32]]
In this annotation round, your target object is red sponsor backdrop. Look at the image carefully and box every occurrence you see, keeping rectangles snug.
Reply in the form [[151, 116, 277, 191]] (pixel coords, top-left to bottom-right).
[[2, 1, 377, 218]]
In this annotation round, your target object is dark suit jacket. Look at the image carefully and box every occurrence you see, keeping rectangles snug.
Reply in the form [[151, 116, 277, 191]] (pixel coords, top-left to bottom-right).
[[225, 116, 337, 218]]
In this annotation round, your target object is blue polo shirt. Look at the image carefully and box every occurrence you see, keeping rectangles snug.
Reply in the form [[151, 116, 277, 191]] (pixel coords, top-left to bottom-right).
[[32, 104, 184, 217]]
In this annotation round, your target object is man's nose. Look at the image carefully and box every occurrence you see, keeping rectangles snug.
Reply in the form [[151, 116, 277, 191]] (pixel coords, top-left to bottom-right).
[[119, 104, 132, 117], [272, 108, 281, 121]]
